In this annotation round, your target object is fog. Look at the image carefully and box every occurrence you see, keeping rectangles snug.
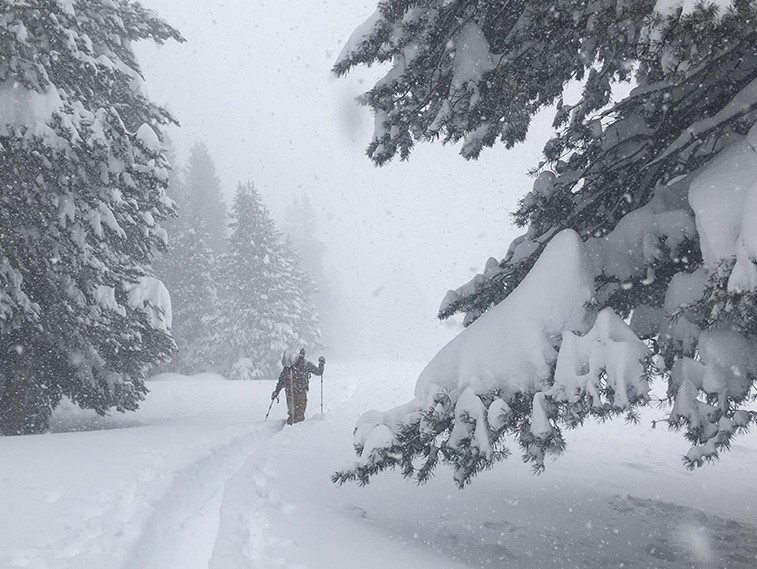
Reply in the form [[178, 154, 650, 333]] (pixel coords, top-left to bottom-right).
[[135, 0, 548, 361]]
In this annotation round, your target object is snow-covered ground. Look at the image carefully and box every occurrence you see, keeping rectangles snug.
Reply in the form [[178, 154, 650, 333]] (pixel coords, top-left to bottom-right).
[[2, 360, 756, 569]]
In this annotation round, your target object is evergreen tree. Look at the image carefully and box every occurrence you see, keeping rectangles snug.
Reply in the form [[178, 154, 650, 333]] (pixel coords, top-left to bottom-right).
[[279, 237, 322, 355], [207, 182, 320, 381], [157, 212, 218, 374], [333, 1, 757, 486], [155, 142, 221, 374], [0, 0, 183, 434], [183, 142, 227, 255], [284, 195, 327, 284], [283, 194, 334, 345]]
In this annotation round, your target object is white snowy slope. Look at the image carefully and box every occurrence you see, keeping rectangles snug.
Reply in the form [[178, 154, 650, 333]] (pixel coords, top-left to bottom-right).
[[1, 360, 756, 569]]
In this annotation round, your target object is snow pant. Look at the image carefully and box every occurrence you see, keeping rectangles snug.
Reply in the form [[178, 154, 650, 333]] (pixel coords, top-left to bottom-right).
[[285, 385, 307, 424]]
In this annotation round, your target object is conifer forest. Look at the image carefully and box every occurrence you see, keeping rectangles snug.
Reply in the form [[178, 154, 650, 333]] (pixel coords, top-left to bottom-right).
[[1, 1, 757, 568]]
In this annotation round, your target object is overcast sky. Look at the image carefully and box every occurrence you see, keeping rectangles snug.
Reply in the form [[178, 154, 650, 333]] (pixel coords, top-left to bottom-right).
[[135, 0, 550, 360]]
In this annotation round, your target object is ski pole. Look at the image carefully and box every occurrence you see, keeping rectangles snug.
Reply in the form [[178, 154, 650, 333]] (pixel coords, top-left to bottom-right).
[[320, 370, 324, 416], [265, 396, 277, 421]]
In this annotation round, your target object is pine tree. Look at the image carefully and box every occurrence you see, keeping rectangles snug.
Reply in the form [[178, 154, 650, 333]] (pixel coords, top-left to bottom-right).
[[155, 142, 221, 374], [333, 1, 757, 486], [183, 142, 227, 255], [207, 182, 320, 381], [279, 237, 322, 355], [283, 194, 333, 345], [0, 0, 183, 434], [284, 195, 327, 284], [157, 213, 218, 374]]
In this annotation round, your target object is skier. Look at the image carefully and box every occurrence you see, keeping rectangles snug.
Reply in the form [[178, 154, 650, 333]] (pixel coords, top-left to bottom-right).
[[272, 348, 325, 424]]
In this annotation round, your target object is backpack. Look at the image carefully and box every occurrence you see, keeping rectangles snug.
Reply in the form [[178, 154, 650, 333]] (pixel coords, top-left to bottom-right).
[[281, 349, 299, 368]]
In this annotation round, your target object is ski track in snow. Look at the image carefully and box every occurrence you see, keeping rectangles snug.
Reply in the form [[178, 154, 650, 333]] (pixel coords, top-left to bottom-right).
[[121, 418, 311, 569]]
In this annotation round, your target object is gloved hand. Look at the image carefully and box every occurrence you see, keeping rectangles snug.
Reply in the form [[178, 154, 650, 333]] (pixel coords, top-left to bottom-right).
[[271, 390, 279, 400], [318, 356, 326, 364]]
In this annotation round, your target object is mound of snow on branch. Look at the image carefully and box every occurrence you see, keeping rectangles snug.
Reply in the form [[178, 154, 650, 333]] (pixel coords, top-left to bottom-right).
[[346, 229, 656, 484], [416, 229, 595, 399], [689, 125, 757, 292]]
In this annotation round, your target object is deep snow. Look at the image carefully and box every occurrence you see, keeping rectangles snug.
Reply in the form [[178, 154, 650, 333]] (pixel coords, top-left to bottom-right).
[[1, 360, 756, 569]]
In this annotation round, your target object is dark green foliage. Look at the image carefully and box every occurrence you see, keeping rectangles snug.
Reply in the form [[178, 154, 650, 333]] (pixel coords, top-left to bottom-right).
[[0, 1, 183, 434]]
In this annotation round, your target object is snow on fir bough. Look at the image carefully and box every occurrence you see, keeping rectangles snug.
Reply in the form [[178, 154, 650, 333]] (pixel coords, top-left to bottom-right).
[[334, 0, 757, 486], [334, 231, 654, 487]]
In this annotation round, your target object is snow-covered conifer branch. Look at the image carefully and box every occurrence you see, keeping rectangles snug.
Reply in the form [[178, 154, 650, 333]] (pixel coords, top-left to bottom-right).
[[335, 0, 757, 486]]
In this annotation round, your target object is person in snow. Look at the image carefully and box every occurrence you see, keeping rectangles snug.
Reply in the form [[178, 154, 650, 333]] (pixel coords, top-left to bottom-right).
[[272, 348, 325, 424]]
